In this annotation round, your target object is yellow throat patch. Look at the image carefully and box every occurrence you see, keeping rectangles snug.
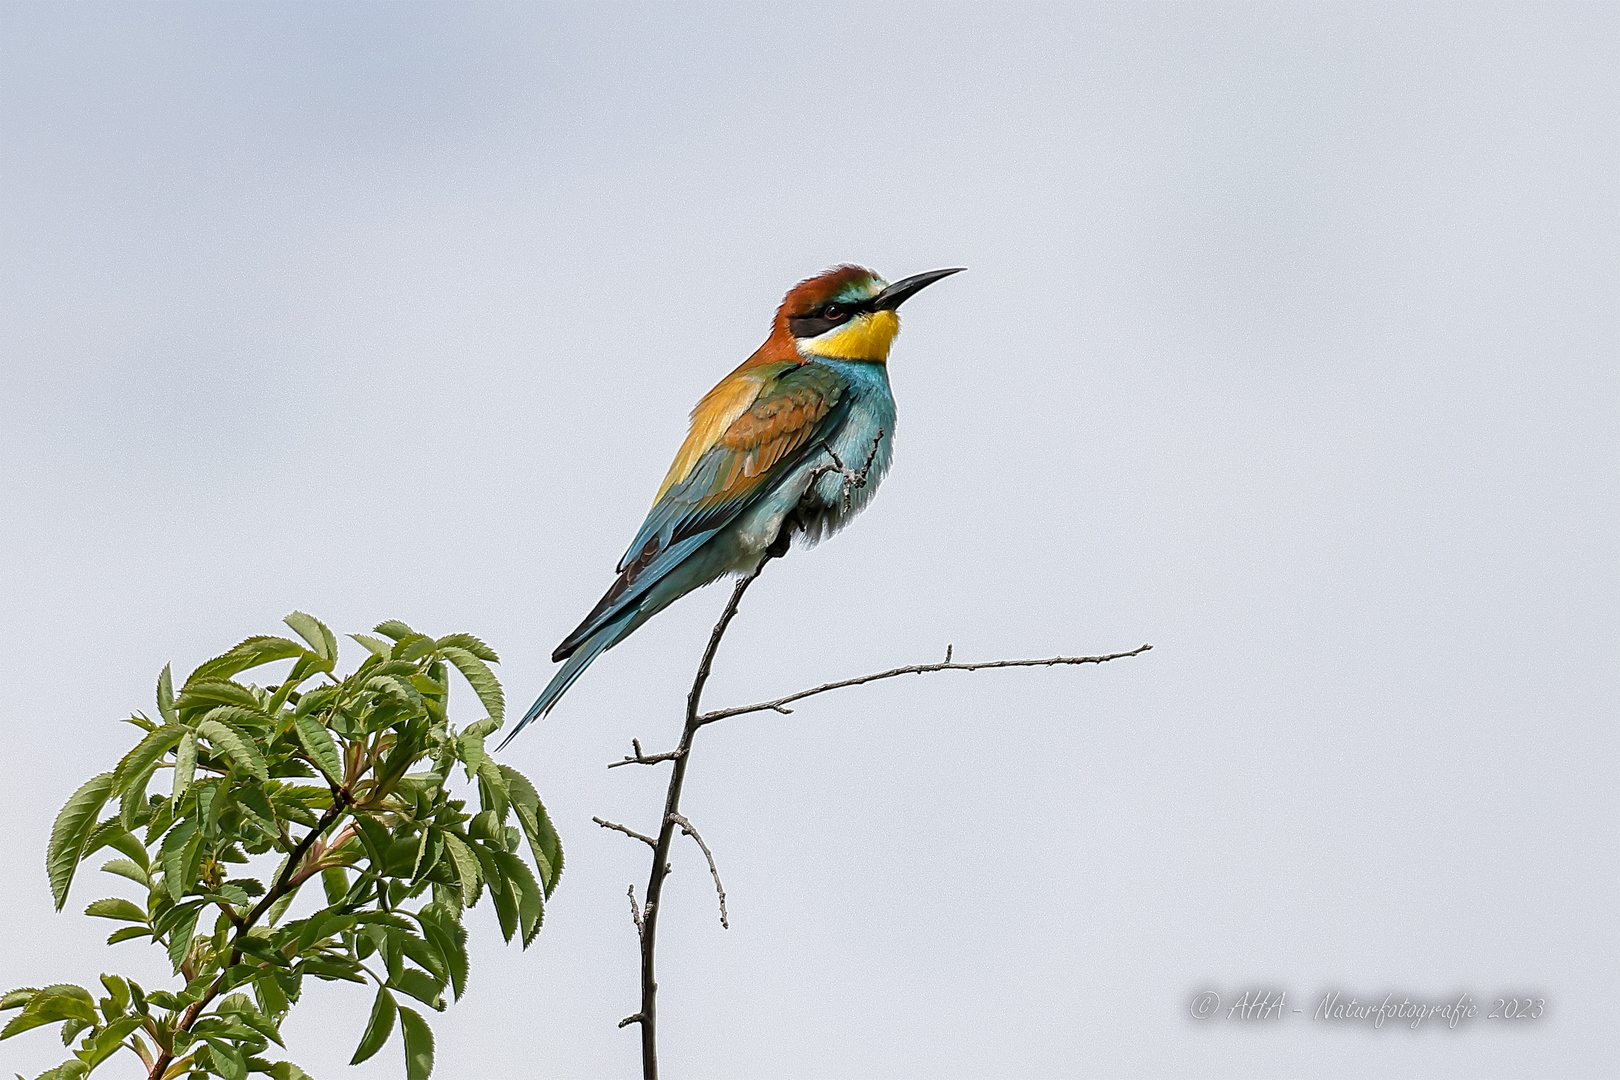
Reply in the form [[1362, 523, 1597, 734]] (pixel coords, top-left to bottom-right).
[[798, 310, 900, 362]]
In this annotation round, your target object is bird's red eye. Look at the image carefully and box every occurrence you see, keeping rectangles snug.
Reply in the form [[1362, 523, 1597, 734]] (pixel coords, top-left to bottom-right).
[[824, 304, 844, 320]]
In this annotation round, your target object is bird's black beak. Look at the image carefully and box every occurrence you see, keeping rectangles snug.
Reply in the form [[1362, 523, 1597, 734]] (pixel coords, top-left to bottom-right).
[[871, 267, 966, 311]]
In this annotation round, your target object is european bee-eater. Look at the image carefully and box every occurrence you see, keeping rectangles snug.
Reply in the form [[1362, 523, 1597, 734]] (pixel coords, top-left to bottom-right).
[[502, 265, 963, 746]]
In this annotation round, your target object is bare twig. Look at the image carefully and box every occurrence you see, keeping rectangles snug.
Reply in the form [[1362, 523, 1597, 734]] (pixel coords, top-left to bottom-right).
[[668, 812, 729, 930], [604, 506, 1154, 1080], [625, 554, 776, 1080], [627, 885, 645, 940], [608, 738, 685, 769], [698, 643, 1153, 726], [595, 816, 657, 848]]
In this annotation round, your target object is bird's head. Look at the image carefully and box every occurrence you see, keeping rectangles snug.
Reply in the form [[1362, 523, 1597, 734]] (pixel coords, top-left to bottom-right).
[[775, 265, 964, 362]]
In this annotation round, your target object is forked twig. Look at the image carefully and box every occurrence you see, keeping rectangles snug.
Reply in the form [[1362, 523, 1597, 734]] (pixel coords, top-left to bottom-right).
[[668, 812, 728, 929]]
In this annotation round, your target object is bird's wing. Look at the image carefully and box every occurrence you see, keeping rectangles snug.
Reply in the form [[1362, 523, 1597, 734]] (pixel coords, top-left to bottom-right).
[[556, 361, 851, 660]]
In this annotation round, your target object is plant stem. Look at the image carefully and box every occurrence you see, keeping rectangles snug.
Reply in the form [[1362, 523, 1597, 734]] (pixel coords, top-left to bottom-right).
[[633, 556, 773, 1080], [146, 789, 351, 1080]]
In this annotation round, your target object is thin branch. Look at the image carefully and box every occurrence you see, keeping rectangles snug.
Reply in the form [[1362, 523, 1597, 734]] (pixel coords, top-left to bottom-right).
[[627, 884, 645, 940], [147, 787, 352, 1080], [595, 816, 657, 848], [697, 643, 1153, 725], [629, 555, 776, 1080], [608, 738, 684, 769], [668, 813, 728, 930]]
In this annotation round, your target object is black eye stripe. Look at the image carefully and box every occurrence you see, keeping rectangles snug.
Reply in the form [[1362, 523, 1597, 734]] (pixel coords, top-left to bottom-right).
[[788, 298, 875, 339]]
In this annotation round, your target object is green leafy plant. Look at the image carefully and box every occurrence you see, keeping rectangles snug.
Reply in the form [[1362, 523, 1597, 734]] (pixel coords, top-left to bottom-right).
[[3, 613, 561, 1080]]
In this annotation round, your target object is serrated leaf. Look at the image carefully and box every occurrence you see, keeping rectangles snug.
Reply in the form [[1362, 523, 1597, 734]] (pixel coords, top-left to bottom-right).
[[398, 1005, 433, 1080], [84, 898, 147, 923], [433, 633, 498, 662], [438, 833, 480, 908], [349, 633, 393, 659], [177, 680, 264, 714], [439, 647, 503, 725], [197, 718, 268, 781], [475, 757, 508, 821], [0, 985, 97, 1040], [187, 637, 305, 687], [114, 725, 185, 793], [349, 986, 396, 1065], [1, 988, 38, 1010], [208, 1038, 248, 1080], [373, 619, 416, 642], [500, 765, 562, 896], [106, 926, 148, 945], [161, 820, 198, 902], [173, 731, 198, 801], [265, 1063, 313, 1080], [291, 716, 342, 784], [494, 851, 544, 947], [46, 773, 115, 911], [389, 970, 444, 1012], [167, 905, 199, 973], [99, 858, 148, 888], [416, 909, 468, 1002], [157, 664, 178, 724], [283, 613, 337, 666], [83, 1016, 142, 1068]]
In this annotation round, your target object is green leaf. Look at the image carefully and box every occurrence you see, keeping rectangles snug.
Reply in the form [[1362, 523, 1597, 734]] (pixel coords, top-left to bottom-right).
[[1, 988, 38, 1011], [157, 662, 179, 724], [82, 1016, 142, 1068], [46, 773, 115, 910], [197, 718, 268, 781], [208, 1038, 249, 1080], [83, 898, 147, 923], [475, 757, 508, 821], [398, 1005, 434, 1080], [35, 1061, 89, 1080], [253, 974, 289, 1019], [349, 633, 394, 659], [161, 820, 199, 901], [373, 619, 417, 642], [389, 969, 444, 1011], [500, 765, 562, 896], [439, 833, 480, 908], [349, 986, 396, 1065], [167, 905, 200, 973], [114, 725, 185, 793], [177, 680, 264, 714], [416, 909, 468, 1002], [264, 1063, 313, 1080], [494, 851, 544, 947], [440, 647, 503, 726], [173, 731, 198, 801], [283, 612, 337, 666], [0, 985, 97, 1040], [434, 633, 498, 662], [98, 974, 129, 1019], [98, 858, 148, 888], [187, 637, 305, 687], [106, 927, 148, 945], [291, 716, 342, 784]]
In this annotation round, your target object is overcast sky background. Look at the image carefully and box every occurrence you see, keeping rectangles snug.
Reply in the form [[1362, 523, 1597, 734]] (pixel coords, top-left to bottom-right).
[[2, 3, 1616, 1078]]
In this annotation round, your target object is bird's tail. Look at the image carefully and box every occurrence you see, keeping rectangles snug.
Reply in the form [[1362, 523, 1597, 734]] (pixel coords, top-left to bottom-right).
[[497, 611, 634, 751]]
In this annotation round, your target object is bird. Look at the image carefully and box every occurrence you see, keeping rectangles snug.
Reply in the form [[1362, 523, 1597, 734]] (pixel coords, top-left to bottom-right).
[[500, 264, 964, 747]]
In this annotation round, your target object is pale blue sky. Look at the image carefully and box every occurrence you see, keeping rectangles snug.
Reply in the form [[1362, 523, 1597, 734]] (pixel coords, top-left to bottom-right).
[[2, 4, 1616, 1078]]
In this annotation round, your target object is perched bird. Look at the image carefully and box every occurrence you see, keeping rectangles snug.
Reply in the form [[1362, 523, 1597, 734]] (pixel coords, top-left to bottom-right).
[[501, 264, 963, 746]]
